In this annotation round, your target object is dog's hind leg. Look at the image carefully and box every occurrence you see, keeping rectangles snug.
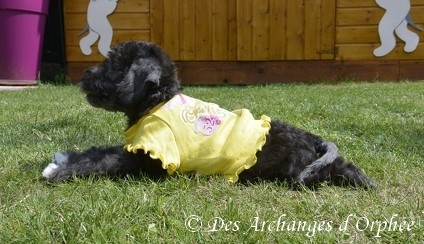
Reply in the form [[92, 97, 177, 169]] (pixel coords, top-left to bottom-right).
[[42, 145, 165, 182]]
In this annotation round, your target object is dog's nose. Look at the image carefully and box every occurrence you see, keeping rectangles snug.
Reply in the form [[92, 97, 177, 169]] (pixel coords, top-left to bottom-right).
[[83, 66, 102, 77]]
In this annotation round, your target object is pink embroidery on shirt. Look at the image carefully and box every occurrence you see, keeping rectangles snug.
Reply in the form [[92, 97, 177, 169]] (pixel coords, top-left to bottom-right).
[[178, 94, 187, 105], [165, 94, 188, 110], [194, 115, 221, 136]]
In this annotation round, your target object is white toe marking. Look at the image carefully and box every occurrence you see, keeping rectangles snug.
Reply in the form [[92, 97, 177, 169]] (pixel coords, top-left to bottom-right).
[[42, 163, 59, 179]]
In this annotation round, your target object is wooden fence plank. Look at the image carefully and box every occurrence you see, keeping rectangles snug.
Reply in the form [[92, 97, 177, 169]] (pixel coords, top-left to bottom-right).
[[213, 0, 230, 60], [321, 0, 336, 59], [180, 0, 196, 59], [163, 0, 180, 59], [304, 0, 321, 59], [111, 30, 150, 43], [269, 0, 286, 60], [115, 0, 150, 12], [195, 0, 213, 60], [411, 7, 424, 22], [252, 0, 270, 60], [110, 13, 150, 30], [237, 0, 253, 60], [337, 0, 377, 8], [336, 8, 383, 26], [286, 0, 305, 60], [336, 26, 380, 44], [228, 0, 238, 60], [400, 60, 424, 80], [150, 0, 164, 46]]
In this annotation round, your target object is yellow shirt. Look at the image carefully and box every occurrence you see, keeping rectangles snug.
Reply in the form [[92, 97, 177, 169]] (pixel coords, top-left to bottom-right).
[[124, 94, 271, 183]]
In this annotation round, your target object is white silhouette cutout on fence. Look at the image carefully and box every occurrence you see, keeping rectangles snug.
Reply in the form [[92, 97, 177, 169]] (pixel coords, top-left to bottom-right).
[[79, 0, 118, 57], [374, 0, 422, 57]]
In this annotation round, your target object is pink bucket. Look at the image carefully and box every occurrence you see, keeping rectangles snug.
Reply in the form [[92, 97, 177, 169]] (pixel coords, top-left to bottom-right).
[[0, 0, 50, 84]]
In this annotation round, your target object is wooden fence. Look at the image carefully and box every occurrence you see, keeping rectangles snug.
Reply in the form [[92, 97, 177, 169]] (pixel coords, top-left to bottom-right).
[[63, 0, 424, 83], [150, 0, 336, 61]]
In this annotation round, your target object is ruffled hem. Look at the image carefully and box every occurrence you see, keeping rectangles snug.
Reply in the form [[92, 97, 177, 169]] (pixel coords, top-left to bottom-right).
[[227, 115, 271, 183]]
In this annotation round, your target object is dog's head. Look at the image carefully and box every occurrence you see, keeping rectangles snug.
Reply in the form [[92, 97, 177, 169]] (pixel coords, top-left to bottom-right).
[[80, 41, 182, 123]]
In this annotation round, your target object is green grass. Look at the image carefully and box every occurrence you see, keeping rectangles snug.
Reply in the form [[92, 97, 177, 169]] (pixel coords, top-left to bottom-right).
[[0, 82, 423, 243]]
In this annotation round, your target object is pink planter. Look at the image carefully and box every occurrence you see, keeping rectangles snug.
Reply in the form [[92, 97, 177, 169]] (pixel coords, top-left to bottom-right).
[[0, 0, 49, 84]]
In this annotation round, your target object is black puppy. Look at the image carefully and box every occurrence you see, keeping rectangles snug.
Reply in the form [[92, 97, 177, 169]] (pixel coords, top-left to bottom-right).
[[42, 41, 375, 189]]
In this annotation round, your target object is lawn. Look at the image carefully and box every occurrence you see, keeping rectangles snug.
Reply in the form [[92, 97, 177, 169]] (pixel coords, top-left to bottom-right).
[[0, 82, 423, 243]]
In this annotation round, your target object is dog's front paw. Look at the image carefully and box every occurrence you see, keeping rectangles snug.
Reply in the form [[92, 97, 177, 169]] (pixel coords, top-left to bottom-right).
[[42, 163, 59, 179], [42, 152, 69, 180]]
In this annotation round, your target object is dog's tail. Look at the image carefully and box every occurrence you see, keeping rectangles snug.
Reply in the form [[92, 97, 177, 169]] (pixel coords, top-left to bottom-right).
[[296, 141, 340, 183]]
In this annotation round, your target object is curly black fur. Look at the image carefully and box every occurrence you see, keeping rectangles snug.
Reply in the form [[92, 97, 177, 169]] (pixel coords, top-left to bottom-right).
[[42, 41, 376, 189]]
